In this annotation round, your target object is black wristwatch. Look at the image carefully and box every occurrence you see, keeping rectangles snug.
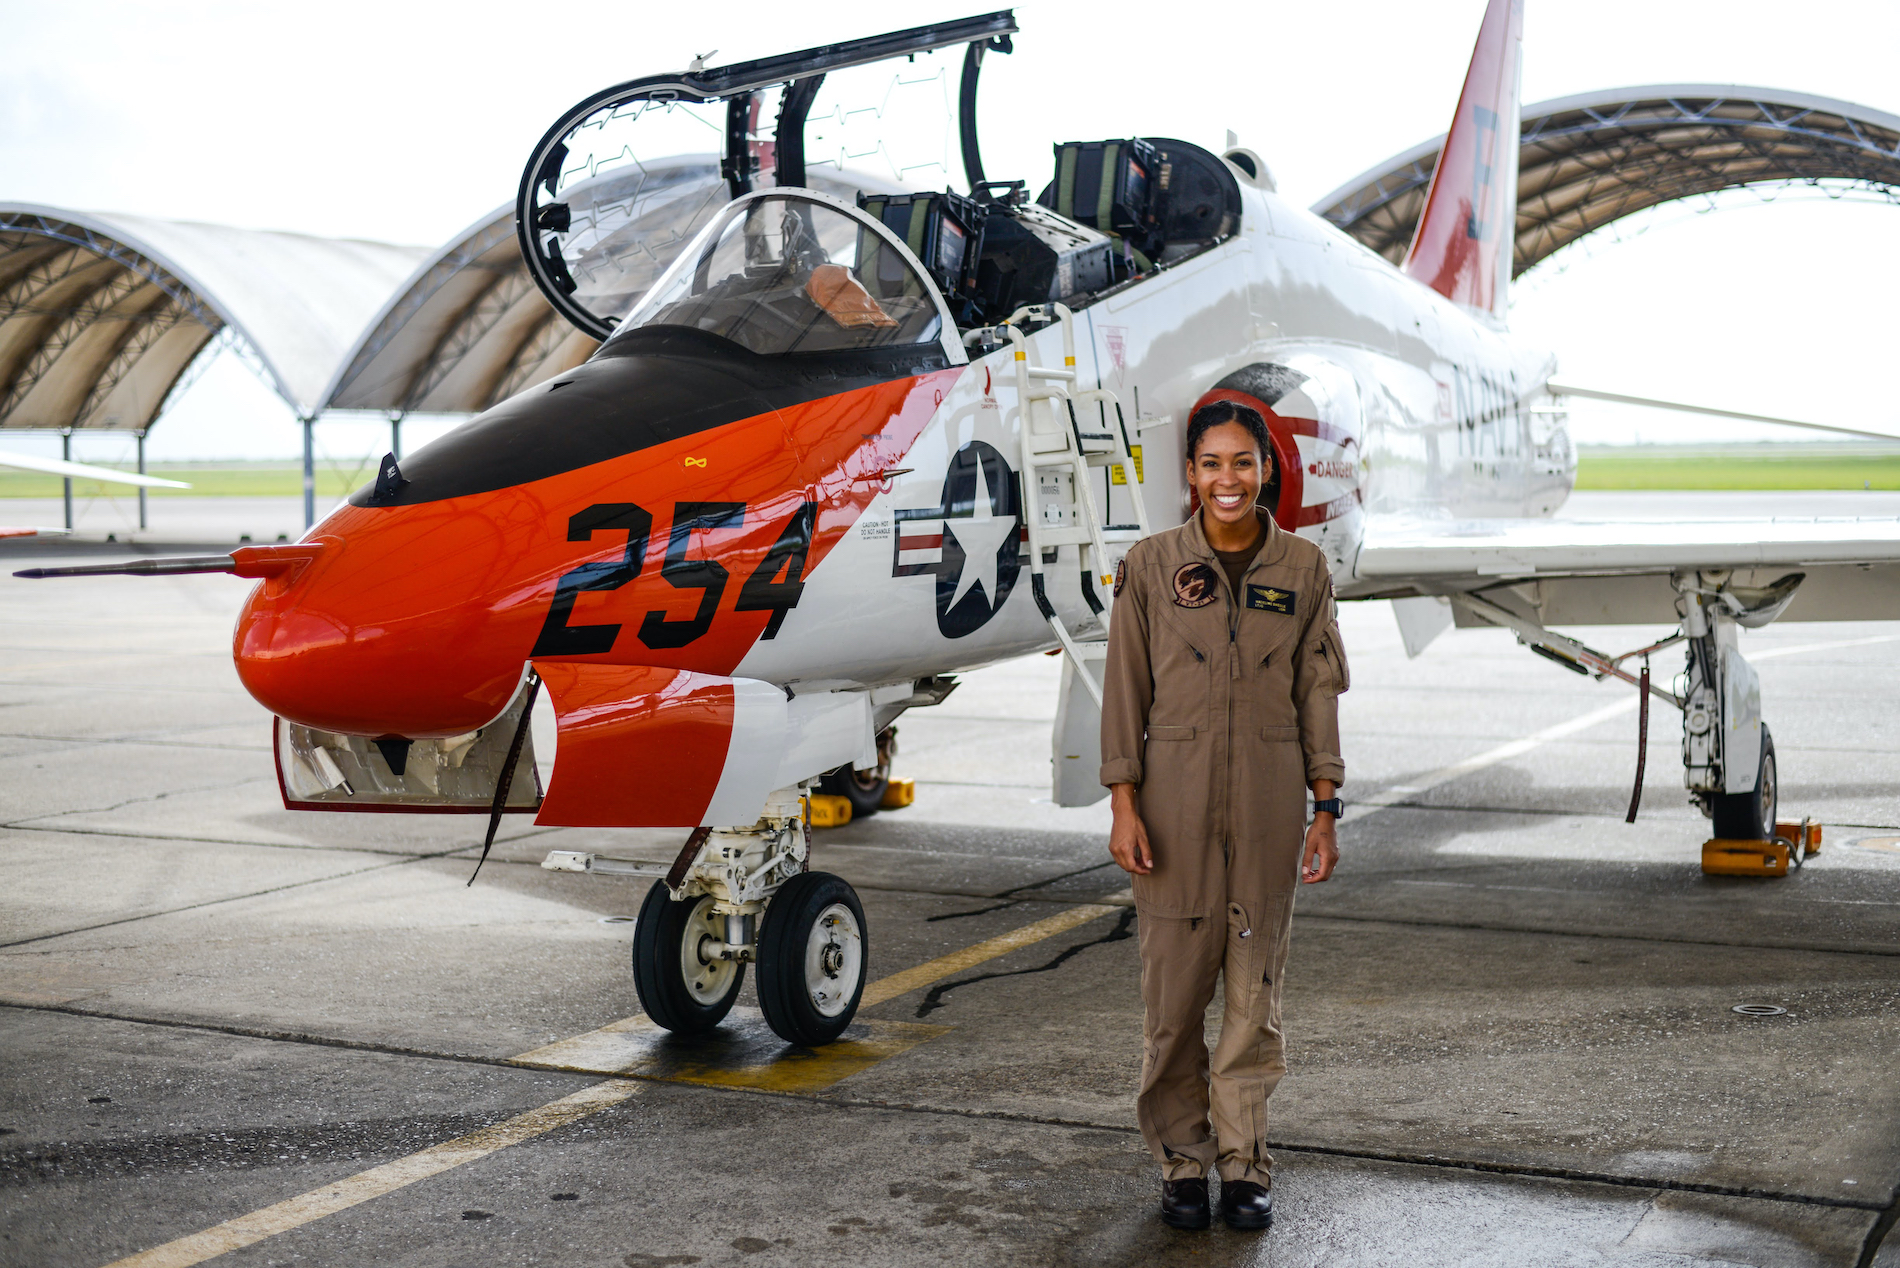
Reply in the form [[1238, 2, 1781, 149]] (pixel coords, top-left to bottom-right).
[[1312, 798, 1342, 819]]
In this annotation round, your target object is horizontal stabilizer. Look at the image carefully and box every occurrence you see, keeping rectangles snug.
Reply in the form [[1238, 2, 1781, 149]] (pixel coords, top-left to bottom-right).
[[1547, 381, 1900, 444], [0, 449, 191, 488], [0, 526, 70, 539]]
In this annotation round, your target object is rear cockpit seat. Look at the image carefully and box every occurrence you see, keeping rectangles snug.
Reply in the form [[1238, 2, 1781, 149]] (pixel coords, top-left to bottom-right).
[[1040, 137, 1243, 266], [860, 136, 1241, 331]]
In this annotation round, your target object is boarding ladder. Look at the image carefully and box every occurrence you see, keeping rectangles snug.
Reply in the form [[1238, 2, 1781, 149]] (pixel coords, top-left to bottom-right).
[[989, 303, 1152, 706]]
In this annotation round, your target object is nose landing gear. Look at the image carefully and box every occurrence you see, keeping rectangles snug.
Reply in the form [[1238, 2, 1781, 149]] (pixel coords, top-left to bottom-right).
[[632, 886, 745, 1033], [558, 783, 869, 1046], [756, 871, 868, 1047]]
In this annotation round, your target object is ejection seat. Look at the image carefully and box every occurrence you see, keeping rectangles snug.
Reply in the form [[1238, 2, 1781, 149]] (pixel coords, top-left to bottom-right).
[[1039, 136, 1243, 267]]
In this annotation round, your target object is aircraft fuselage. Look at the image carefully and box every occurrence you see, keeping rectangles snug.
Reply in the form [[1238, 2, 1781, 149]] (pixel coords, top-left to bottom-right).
[[233, 179, 1572, 742]]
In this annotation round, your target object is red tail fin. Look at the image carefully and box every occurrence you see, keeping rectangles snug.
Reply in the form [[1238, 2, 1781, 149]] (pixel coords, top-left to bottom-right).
[[1401, 0, 1524, 319]]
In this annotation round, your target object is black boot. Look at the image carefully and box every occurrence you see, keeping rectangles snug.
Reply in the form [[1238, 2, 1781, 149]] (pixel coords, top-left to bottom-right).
[[1220, 1178, 1273, 1230], [1160, 1176, 1210, 1230]]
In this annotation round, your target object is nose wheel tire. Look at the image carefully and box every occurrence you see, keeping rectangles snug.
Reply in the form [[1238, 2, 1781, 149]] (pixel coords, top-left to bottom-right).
[[756, 871, 867, 1046], [631, 880, 743, 1034], [1711, 724, 1778, 841]]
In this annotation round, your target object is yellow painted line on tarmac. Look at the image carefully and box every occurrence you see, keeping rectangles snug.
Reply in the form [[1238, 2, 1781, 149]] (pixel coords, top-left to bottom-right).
[[96, 894, 1131, 1267], [101, 1079, 641, 1268], [513, 1005, 950, 1093]]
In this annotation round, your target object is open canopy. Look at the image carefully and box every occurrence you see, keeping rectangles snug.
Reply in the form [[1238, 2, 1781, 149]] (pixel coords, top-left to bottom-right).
[[517, 12, 1018, 341]]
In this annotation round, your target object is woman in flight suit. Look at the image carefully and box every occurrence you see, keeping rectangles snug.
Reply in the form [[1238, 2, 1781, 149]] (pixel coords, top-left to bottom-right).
[[1100, 399, 1347, 1233]]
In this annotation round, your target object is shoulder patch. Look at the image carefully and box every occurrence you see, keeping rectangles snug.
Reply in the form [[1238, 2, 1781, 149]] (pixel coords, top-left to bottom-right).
[[1245, 584, 1297, 615], [1113, 556, 1127, 598], [1172, 562, 1219, 609]]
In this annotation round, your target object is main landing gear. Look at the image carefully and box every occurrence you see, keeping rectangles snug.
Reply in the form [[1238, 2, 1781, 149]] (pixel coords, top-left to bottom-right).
[[817, 726, 896, 819], [624, 785, 869, 1047], [1451, 571, 1809, 873]]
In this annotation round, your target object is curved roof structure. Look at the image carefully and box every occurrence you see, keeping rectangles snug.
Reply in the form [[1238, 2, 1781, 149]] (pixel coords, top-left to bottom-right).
[[321, 201, 601, 417], [1314, 85, 1900, 276], [0, 205, 425, 431]]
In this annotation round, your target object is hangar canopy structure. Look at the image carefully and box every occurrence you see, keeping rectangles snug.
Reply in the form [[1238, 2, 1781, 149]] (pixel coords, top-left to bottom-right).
[[0, 204, 425, 526], [319, 202, 601, 425], [1314, 85, 1900, 276]]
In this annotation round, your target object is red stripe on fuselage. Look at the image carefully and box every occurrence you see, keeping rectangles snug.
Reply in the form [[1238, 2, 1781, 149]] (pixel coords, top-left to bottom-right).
[[235, 368, 963, 737]]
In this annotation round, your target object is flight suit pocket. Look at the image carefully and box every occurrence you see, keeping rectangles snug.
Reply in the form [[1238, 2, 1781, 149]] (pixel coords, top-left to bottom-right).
[[1258, 725, 1298, 743], [1147, 726, 1196, 741], [1318, 624, 1351, 693]]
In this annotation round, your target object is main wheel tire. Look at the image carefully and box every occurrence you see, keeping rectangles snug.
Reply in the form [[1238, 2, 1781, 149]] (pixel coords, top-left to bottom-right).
[[755, 871, 867, 1047], [631, 880, 744, 1034], [818, 728, 895, 817], [1711, 724, 1778, 841]]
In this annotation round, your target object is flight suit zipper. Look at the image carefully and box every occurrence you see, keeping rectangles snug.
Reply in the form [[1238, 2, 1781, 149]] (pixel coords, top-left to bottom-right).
[[1224, 575, 1238, 884]]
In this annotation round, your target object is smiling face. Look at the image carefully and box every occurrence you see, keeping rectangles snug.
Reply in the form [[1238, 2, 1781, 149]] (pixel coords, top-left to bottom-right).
[[1188, 420, 1268, 530]]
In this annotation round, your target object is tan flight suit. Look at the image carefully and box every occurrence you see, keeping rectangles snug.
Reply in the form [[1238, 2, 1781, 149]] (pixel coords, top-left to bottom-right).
[[1100, 508, 1348, 1185]]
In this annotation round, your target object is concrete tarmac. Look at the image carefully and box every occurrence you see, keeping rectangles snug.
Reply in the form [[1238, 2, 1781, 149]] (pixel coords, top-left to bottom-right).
[[3, 509, 1899, 1268]]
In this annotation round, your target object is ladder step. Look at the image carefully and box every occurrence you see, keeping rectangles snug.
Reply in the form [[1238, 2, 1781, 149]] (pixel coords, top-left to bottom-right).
[[1034, 527, 1095, 545]]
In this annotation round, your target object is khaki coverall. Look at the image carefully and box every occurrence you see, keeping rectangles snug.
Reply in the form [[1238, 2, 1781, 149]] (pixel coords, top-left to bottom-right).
[[1100, 508, 1348, 1185]]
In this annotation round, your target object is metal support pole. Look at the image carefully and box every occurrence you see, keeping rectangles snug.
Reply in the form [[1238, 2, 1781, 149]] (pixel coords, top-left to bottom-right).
[[60, 430, 73, 533], [301, 416, 316, 531], [136, 431, 148, 531], [390, 412, 403, 461]]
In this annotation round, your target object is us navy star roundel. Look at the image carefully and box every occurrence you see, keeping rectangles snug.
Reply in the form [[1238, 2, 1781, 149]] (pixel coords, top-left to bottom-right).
[[891, 441, 1023, 638]]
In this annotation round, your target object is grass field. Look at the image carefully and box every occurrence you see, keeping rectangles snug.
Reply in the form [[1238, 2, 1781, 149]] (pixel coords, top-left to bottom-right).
[[0, 460, 377, 499], [1573, 444, 1900, 490], [5, 446, 1899, 496]]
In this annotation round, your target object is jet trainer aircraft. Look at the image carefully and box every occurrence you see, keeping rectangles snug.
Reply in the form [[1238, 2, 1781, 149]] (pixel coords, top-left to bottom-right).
[[22, 2, 1900, 1046]]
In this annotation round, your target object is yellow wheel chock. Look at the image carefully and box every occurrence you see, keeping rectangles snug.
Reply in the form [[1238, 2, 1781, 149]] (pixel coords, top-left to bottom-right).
[[1701, 817, 1821, 877], [806, 793, 854, 829]]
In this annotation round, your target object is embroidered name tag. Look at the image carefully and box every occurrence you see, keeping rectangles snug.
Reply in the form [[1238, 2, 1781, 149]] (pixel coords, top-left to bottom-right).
[[1246, 584, 1297, 614]]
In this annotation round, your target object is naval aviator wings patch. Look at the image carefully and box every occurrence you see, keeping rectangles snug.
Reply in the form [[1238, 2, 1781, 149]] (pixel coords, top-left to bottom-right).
[[1245, 584, 1297, 614]]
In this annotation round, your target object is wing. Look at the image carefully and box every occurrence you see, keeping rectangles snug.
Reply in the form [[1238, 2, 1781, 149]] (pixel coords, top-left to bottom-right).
[[0, 449, 190, 489], [1355, 513, 1900, 627]]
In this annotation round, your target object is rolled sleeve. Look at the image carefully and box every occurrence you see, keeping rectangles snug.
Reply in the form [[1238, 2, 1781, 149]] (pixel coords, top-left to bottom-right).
[[1293, 559, 1347, 788]]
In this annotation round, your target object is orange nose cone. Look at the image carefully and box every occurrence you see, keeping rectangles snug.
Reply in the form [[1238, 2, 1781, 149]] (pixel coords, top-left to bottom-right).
[[231, 521, 522, 738]]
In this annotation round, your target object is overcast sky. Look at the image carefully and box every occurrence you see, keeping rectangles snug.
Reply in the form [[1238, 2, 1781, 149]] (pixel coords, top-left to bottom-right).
[[4, 0, 1898, 462]]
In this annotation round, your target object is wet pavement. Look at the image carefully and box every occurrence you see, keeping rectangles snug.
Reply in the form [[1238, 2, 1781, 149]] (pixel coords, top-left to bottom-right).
[[2, 518, 1898, 1267]]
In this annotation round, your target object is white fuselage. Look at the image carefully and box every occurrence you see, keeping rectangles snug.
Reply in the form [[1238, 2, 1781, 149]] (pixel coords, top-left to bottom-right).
[[737, 174, 1574, 689]]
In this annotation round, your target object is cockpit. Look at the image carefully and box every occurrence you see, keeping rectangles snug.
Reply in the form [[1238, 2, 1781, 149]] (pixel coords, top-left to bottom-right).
[[517, 10, 1243, 350], [607, 194, 946, 359]]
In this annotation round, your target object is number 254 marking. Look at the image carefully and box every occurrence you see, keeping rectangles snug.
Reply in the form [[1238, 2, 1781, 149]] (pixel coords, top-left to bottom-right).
[[530, 500, 817, 658]]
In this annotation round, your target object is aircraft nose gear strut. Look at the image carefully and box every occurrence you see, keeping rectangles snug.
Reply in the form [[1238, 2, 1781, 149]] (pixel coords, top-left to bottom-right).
[[541, 784, 870, 1044]]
